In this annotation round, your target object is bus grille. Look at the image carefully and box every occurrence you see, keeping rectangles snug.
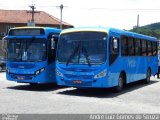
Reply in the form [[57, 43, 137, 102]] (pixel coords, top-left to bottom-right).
[[64, 74, 93, 79], [10, 63, 35, 69], [9, 73, 33, 80], [62, 68, 97, 72]]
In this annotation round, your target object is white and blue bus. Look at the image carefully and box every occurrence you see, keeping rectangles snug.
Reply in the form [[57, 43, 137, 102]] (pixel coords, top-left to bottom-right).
[[56, 27, 158, 91], [5, 27, 61, 84]]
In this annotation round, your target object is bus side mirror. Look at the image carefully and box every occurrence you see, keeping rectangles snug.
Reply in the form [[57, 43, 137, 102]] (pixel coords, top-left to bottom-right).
[[2, 36, 7, 52], [51, 37, 55, 50], [113, 38, 118, 49], [1, 32, 6, 37]]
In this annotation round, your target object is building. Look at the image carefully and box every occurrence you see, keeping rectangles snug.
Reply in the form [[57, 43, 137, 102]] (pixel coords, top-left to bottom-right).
[[0, 9, 73, 38]]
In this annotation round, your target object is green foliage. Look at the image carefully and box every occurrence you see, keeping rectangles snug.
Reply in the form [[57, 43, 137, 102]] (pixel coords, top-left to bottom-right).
[[130, 22, 160, 39]]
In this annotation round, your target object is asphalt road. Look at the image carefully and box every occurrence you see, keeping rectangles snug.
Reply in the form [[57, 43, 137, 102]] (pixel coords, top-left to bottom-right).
[[0, 72, 160, 114]]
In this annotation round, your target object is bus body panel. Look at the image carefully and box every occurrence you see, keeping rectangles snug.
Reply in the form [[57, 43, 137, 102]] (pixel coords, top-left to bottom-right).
[[150, 56, 158, 75]]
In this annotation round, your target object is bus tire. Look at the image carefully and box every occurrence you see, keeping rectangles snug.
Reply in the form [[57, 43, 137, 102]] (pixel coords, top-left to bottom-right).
[[29, 83, 38, 86], [115, 73, 125, 92], [144, 68, 151, 84]]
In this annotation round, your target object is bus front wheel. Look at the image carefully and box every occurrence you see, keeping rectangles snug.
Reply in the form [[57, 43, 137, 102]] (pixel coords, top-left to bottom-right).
[[29, 83, 38, 86], [115, 73, 125, 92]]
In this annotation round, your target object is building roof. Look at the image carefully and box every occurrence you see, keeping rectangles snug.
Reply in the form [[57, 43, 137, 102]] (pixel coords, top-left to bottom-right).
[[0, 9, 73, 27]]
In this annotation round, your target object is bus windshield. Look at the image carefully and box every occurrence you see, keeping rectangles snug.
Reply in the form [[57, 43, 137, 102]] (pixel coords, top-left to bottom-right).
[[7, 38, 47, 62], [57, 31, 107, 65]]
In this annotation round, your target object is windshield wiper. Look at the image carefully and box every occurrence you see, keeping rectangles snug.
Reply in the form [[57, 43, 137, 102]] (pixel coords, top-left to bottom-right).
[[25, 37, 36, 51], [82, 46, 91, 66], [66, 44, 80, 66], [17, 38, 22, 61]]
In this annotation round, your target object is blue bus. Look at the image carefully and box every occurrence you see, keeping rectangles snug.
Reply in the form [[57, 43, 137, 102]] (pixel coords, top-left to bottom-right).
[[5, 27, 61, 84], [56, 27, 158, 91]]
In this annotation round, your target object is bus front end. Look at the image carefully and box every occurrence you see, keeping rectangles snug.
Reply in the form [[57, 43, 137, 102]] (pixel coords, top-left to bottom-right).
[[6, 34, 55, 84], [6, 61, 51, 84], [56, 29, 112, 88], [56, 64, 110, 88]]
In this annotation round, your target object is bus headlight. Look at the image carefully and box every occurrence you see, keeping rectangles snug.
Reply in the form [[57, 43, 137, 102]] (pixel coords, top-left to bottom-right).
[[35, 68, 45, 76], [56, 69, 63, 77], [40, 68, 45, 73], [94, 69, 107, 79], [35, 70, 40, 76]]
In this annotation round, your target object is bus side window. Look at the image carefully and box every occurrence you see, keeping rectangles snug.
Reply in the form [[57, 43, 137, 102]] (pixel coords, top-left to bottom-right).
[[109, 36, 119, 66], [121, 36, 128, 56], [135, 38, 141, 56], [152, 41, 157, 56], [128, 37, 135, 56], [141, 40, 147, 56], [48, 35, 58, 64], [147, 41, 152, 56]]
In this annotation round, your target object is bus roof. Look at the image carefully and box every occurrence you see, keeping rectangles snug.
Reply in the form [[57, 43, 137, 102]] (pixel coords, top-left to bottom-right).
[[61, 27, 109, 34], [61, 27, 157, 41], [9, 26, 61, 32], [8, 26, 61, 36]]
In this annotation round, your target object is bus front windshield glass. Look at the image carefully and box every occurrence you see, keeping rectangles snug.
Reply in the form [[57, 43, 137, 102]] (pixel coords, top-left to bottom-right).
[[7, 38, 47, 62], [57, 31, 107, 65]]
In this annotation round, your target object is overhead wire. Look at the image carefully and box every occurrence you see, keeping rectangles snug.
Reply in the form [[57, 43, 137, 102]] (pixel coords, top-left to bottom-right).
[[0, 4, 160, 12]]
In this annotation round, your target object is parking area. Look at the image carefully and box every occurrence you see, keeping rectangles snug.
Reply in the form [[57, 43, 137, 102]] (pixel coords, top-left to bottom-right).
[[0, 72, 160, 114]]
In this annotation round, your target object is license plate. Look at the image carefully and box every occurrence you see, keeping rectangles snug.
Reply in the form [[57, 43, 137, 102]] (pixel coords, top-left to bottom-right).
[[17, 76, 25, 80], [73, 80, 82, 84]]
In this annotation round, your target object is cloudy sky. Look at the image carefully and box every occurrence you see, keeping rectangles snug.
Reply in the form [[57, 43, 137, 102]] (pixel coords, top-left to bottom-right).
[[0, 0, 160, 30]]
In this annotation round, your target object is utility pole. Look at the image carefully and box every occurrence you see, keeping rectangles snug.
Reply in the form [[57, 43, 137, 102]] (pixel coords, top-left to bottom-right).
[[60, 4, 63, 29], [27, 4, 40, 26], [29, 5, 36, 22], [136, 14, 139, 32]]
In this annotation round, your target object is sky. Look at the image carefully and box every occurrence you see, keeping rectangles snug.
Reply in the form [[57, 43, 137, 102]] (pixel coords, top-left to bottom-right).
[[0, 0, 160, 30]]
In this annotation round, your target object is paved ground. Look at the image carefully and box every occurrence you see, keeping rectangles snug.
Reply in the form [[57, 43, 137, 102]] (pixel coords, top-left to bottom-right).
[[0, 72, 160, 114]]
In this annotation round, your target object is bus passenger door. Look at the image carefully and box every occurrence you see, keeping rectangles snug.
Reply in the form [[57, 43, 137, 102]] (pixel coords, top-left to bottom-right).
[[108, 35, 121, 86], [48, 35, 58, 64], [48, 34, 59, 82]]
